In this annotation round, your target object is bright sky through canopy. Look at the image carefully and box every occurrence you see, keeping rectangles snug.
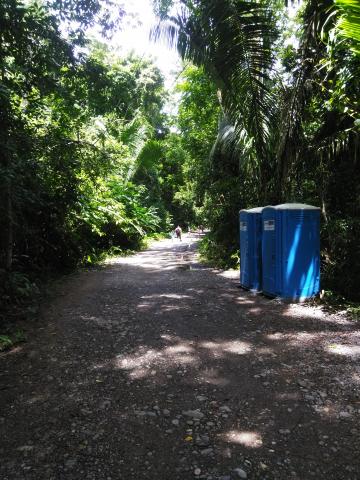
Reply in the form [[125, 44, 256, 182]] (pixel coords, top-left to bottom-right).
[[107, 0, 301, 88], [110, 0, 181, 89]]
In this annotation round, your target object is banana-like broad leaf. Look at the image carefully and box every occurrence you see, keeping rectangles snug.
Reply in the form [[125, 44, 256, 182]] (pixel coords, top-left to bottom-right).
[[335, 0, 360, 54]]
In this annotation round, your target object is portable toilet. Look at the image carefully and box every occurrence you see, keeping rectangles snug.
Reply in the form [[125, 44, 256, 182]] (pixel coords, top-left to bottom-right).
[[239, 207, 264, 291], [262, 203, 320, 300]]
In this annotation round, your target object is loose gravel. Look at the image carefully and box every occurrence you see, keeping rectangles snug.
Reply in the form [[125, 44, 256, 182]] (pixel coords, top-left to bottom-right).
[[1, 234, 359, 479]]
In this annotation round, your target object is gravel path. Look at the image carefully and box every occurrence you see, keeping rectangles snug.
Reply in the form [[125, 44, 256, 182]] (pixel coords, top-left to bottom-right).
[[1, 234, 359, 480]]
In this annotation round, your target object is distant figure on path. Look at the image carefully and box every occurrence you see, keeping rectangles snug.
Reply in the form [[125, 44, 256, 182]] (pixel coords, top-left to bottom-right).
[[175, 225, 182, 241]]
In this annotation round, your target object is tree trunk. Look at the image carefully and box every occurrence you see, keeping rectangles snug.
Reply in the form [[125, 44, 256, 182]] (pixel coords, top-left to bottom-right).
[[0, 54, 13, 271], [5, 177, 13, 271], [0, 139, 13, 271]]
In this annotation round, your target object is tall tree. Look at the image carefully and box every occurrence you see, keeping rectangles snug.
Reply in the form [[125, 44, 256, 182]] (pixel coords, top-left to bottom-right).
[[155, 0, 360, 298], [152, 0, 278, 197]]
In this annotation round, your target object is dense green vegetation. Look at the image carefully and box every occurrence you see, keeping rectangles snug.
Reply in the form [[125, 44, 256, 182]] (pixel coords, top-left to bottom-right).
[[154, 0, 360, 300], [0, 0, 359, 333], [0, 0, 179, 317]]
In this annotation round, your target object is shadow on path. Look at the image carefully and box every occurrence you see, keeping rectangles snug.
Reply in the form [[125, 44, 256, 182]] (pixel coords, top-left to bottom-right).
[[0, 235, 359, 480]]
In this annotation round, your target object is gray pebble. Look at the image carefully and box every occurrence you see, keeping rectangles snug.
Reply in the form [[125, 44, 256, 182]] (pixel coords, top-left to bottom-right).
[[183, 410, 205, 420], [196, 395, 207, 402], [219, 405, 231, 413], [196, 434, 210, 447], [201, 448, 213, 456], [339, 411, 351, 419], [65, 459, 77, 469], [233, 467, 247, 479]]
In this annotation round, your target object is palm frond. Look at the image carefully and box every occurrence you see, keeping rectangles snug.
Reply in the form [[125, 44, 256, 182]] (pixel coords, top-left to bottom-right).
[[152, 0, 278, 164], [127, 139, 164, 181], [209, 115, 254, 171], [120, 118, 148, 153], [335, 0, 360, 54], [135, 139, 163, 173]]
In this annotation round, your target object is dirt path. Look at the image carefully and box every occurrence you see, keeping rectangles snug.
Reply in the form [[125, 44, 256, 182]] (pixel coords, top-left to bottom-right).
[[1, 235, 359, 480]]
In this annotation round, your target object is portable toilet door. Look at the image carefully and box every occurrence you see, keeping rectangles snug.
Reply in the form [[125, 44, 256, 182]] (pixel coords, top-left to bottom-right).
[[277, 203, 320, 300], [262, 203, 320, 300], [262, 206, 279, 296], [239, 207, 264, 291], [239, 209, 250, 288]]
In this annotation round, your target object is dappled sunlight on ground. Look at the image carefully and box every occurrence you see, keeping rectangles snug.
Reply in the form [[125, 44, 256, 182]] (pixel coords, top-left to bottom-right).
[[2, 235, 359, 480], [266, 330, 360, 353], [164, 343, 195, 354], [222, 430, 263, 448], [233, 298, 255, 305], [216, 269, 239, 280], [352, 372, 360, 385], [93, 339, 199, 379], [199, 340, 252, 356], [247, 307, 262, 314], [104, 234, 199, 272], [282, 303, 353, 326], [142, 293, 193, 300], [326, 343, 360, 357], [93, 336, 257, 381]]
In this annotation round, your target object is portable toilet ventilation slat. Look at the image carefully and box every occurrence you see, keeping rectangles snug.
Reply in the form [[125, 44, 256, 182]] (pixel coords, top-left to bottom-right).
[[239, 207, 264, 291], [262, 203, 320, 300]]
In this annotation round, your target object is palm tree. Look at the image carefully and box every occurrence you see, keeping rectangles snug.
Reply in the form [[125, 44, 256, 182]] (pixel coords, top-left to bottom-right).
[[152, 0, 278, 196]]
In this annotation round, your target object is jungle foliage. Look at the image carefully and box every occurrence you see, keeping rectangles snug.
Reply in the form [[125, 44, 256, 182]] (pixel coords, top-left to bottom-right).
[[0, 0, 182, 313], [0, 0, 359, 321], [154, 0, 360, 300]]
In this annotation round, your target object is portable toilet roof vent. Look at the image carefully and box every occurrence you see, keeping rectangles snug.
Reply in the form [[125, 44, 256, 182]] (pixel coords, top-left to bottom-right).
[[273, 203, 320, 210], [246, 207, 265, 213]]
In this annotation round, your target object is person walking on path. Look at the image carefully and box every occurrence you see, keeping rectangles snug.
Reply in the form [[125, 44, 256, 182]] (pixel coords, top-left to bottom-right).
[[175, 225, 182, 241]]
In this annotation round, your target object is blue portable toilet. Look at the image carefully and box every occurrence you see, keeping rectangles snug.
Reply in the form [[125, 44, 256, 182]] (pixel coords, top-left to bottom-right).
[[239, 207, 264, 291], [262, 203, 320, 301]]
